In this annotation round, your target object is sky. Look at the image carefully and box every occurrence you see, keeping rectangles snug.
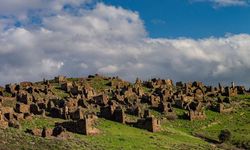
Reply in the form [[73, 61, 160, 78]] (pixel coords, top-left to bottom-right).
[[0, 0, 250, 86], [102, 0, 250, 38]]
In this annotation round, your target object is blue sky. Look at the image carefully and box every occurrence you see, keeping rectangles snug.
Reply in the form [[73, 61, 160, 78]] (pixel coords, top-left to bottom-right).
[[0, 0, 250, 86], [102, 0, 250, 38]]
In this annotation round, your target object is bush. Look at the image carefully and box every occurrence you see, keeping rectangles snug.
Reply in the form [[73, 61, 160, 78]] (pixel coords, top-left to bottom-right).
[[218, 129, 231, 143]]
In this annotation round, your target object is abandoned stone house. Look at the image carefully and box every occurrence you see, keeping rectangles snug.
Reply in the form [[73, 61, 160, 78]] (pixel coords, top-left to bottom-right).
[[27, 125, 69, 138], [83, 85, 96, 99], [149, 94, 161, 107], [134, 110, 161, 132], [54, 75, 66, 83], [187, 110, 206, 121], [193, 88, 205, 101], [69, 107, 86, 120], [16, 103, 30, 113], [100, 102, 116, 120], [174, 95, 193, 109], [186, 101, 206, 121], [158, 101, 176, 117], [215, 103, 233, 113], [0, 110, 9, 129], [0, 75, 245, 137], [61, 82, 73, 92], [70, 85, 81, 96], [236, 86, 246, 94], [133, 86, 144, 97], [16, 91, 33, 104], [93, 94, 109, 106], [126, 105, 144, 117], [5, 84, 18, 95], [113, 106, 126, 124], [100, 102, 126, 124], [224, 86, 238, 97], [56, 114, 99, 135]]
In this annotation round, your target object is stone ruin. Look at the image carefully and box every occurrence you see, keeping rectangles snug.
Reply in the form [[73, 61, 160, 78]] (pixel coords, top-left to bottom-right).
[[214, 97, 234, 113], [54, 75, 66, 83], [0, 110, 9, 129], [134, 110, 161, 132], [0, 76, 99, 137], [26, 125, 70, 139], [187, 102, 206, 121], [55, 114, 99, 135], [0, 75, 247, 137], [158, 101, 177, 120], [100, 102, 126, 124]]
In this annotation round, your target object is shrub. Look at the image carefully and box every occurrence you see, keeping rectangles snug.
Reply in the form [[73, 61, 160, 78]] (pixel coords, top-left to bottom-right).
[[218, 129, 231, 143]]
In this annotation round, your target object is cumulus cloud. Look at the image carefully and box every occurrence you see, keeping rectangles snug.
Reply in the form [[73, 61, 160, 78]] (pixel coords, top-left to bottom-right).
[[0, 0, 90, 15], [0, 0, 91, 29], [191, 0, 250, 7], [0, 1, 250, 86], [98, 65, 120, 74]]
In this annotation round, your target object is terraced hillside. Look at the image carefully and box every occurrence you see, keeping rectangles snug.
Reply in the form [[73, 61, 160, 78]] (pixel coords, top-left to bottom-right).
[[0, 75, 249, 150]]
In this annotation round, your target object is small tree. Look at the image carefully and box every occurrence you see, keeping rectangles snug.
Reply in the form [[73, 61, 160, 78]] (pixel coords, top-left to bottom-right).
[[218, 129, 231, 143]]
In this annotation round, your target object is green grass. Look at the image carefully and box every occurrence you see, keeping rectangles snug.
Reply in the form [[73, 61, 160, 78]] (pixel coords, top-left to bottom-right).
[[0, 116, 90, 150], [166, 108, 222, 133], [0, 116, 213, 150], [2, 98, 248, 149], [0, 127, 96, 150], [142, 86, 152, 93], [1, 97, 16, 107], [1, 78, 249, 149], [163, 98, 250, 149], [51, 86, 69, 99], [231, 94, 250, 101], [87, 76, 110, 92], [194, 104, 250, 149], [67, 78, 81, 82], [2, 91, 12, 97], [75, 119, 212, 150], [20, 116, 65, 130]]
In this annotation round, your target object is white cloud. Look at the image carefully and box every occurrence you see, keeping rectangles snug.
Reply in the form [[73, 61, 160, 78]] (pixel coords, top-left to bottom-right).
[[0, 0, 90, 15], [80, 63, 88, 69], [98, 65, 119, 74], [0, 1, 250, 86], [41, 59, 64, 74], [191, 0, 249, 7]]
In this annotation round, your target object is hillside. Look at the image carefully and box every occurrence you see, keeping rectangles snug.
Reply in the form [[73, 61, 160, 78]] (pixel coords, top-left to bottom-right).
[[0, 75, 249, 150]]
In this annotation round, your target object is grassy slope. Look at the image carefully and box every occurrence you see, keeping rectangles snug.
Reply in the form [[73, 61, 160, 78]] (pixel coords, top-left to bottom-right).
[[166, 96, 250, 149], [0, 117, 212, 150], [0, 77, 249, 149], [195, 96, 250, 148]]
